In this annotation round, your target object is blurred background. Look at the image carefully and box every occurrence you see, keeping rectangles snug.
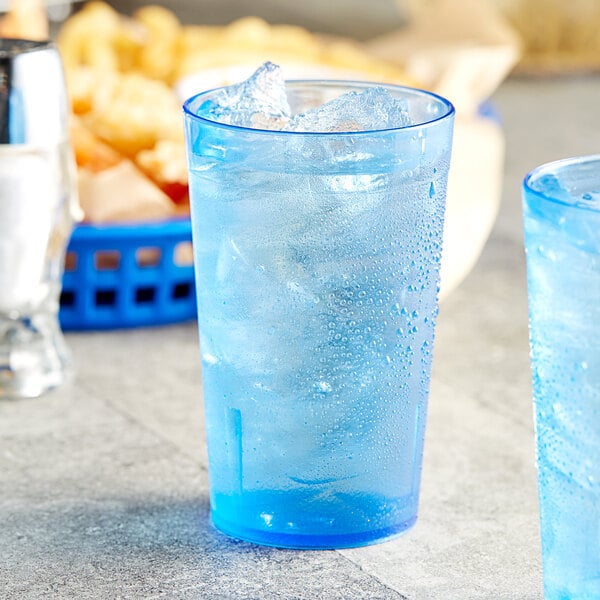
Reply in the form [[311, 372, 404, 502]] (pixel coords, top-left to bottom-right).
[[0, 0, 407, 39], [4, 0, 600, 73], [114, 0, 409, 39], [122, 0, 600, 73]]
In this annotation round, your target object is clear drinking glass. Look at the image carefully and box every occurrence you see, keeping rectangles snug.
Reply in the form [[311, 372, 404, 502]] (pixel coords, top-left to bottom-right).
[[0, 39, 78, 399], [523, 156, 600, 599], [184, 81, 454, 549]]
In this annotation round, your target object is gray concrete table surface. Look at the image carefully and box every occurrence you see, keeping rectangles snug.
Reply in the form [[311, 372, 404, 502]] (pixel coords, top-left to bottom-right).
[[2, 75, 600, 599]]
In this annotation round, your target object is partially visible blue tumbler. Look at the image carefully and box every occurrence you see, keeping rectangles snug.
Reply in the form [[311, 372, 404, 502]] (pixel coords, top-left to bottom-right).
[[523, 155, 600, 598]]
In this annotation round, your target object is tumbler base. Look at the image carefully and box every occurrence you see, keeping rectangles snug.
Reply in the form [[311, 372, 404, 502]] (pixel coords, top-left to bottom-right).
[[210, 489, 418, 549], [212, 512, 416, 550], [0, 311, 72, 399]]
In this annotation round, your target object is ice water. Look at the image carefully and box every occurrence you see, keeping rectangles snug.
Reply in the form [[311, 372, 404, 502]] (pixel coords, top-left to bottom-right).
[[523, 158, 600, 598], [184, 69, 454, 548]]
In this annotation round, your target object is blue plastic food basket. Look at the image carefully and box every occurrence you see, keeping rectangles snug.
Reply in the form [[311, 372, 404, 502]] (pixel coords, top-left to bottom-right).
[[59, 218, 197, 330]]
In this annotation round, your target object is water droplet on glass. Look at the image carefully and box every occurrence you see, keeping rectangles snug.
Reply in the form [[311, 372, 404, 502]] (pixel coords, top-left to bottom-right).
[[315, 381, 333, 393]]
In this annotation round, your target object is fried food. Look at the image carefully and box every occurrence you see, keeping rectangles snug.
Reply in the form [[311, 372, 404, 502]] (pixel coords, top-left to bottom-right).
[[136, 140, 189, 204], [79, 69, 184, 157], [133, 5, 181, 82], [57, 1, 142, 71], [173, 16, 412, 83], [70, 116, 123, 173], [64, 66, 118, 115]]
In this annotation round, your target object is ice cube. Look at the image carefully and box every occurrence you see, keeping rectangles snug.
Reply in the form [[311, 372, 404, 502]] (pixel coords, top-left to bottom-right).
[[201, 61, 291, 130], [288, 87, 412, 133]]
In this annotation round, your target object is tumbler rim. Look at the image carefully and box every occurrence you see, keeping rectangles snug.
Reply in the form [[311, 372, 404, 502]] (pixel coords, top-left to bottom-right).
[[183, 79, 455, 136], [523, 154, 600, 213]]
